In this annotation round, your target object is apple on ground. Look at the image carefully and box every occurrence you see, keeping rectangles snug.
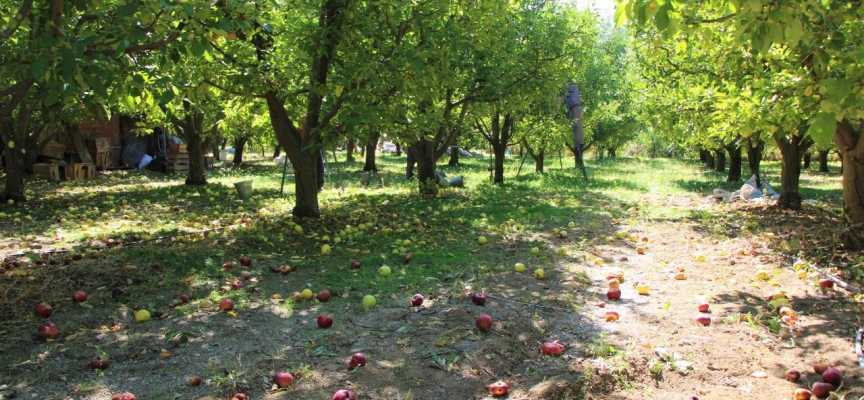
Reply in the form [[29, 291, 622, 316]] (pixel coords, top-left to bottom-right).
[[605, 310, 619, 322], [534, 268, 545, 279], [471, 293, 487, 306], [476, 314, 493, 332], [73, 291, 88, 303], [239, 257, 252, 266], [189, 376, 202, 386], [301, 288, 314, 299], [317, 315, 334, 328], [273, 371, 294, 388], [349, 353, 366, 368], [218, 299, 234, 311], [811, 382, 834, 399], [317, 290, 331, 302], [488, 380, 508, 396], [111, 393, 137, 400], [179, 294, 191, 303], [379, 265, 392, 276], [90, 356, 111, 370], [694, 314, 711, 326], [222, 262, 234, 270], [607, 288, 622, 300], [698, 302, 709, 312], [821, 367, 842, 386], [362, 295, 376, 307], [541, 342, 565, 356], [784, 368, 800, 382], [794, 388, 812, 400], [350, 260, 361, 270], [35, 302, 53, 317], [151, 262, 163, 271], [332, 390, 357, 400], [37, 322, 59, 339], [410, 294, 424, 307]]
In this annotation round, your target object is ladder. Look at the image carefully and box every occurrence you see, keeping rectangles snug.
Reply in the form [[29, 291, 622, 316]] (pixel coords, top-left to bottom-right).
[[565, 105, 589, 179]]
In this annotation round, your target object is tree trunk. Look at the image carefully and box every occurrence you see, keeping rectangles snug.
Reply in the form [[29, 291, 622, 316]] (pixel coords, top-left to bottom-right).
[[232, 137, 248, 165], [834, 118, 864, 250], [346, 138, 355, 162], [0, 144, 27, 202], [699, 149, 708, 163], [184, 127, 208, 185], [534, 150, 545, 173], [265, 91, 319, 218], [395, 143, 402, 156], [493, 144, 506, 183], [362, 132, 380, 172], [406, 149, 415, 179], [818, 149, 829, 173], [704, 151, 715, 169], [273, 145, 281, 159], [802, 153, 811, 169], [726, 144, 742, 182], [714, 149, 726, 172], [607, 148, 616, 158], [409, 140, 438, 197], [746, 137, 765, 188], [448, 146, 459, 166], [773, 132, 812, 210]]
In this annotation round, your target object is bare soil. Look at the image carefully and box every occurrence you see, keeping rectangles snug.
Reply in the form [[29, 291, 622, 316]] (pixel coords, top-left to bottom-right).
[[1, 194, 863, 400]]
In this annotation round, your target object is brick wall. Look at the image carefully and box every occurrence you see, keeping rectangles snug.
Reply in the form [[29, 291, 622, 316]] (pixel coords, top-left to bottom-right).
[[78, 114, 121, 166]]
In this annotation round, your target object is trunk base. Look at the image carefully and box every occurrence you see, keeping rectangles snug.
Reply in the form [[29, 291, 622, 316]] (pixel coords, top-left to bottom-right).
[[839, 224, 864, 251]]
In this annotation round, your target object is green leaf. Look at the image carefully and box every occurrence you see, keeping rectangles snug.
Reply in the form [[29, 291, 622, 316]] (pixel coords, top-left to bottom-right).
[[190, 38, 204, 57], [116, 3, 138, 18], [807, 112, 837, 147], [614, 0, 630, 27], [159, 90, 175, 105], [30, 58, 47, 79]]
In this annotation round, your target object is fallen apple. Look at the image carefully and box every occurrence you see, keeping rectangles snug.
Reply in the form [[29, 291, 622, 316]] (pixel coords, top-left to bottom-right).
[[273, 371, 294, 388], [73, 291, 88, 303], [350, 260, 362, 270], [179, 294, 191, 303], [698, 302, 709, 312], [530, 247, 539, 255], [111, 393, 136, 400], [607, 288, 622, 300], [636, 246, 646, 254], [793, 388, 812, 400], [151, 262, 163, 271], [189, 375, 202, 386], [222, 262, 234, 270], [471, 293, 487, 306], [488, 380, 508, 396], [37, 322, 59, 339], [332, 390, 357, 400], [290, 292, 303, 301], [476, 314, 493, 332], [541, 342, 565, 356], [605, 310, 619, 321], [811, 382, 834, 399], [35, 302, 53, 317], [634, 282, 650, 295], [817, 279, 834, 289], [349, 352, 366, 368], [218, 299, 234, 311], [821, 367, 842, 386], [813, 364, 829, 374], [301, 288, 314, 299], [134, 309, 151, 322], [362, 295, 376, 308], [514, 262, 526, 273], [674, 272, 688, 280], [90, 356, 111, 370], [694, 314, 711, 326], [534, 268, 545, 279], [231, 280, 244, 290], [317, 315, 333, 328], [379, 265, 392, 276], [608, 279, 620, 289], [411, 294, 424, 307], [784, 368, 800, 382], [477, 236, 487, 245], [317, 290, 331, 302], [239, 257, 252, 266]]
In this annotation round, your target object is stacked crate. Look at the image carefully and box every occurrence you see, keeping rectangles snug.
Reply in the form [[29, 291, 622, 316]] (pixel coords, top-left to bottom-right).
[[166, 143, 189, 174], [86, 138, 111, 170]]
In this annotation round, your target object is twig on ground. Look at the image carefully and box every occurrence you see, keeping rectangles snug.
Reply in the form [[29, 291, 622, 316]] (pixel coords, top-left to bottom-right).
[[484, 294, 574, 312], [804, 262, 863, 294]]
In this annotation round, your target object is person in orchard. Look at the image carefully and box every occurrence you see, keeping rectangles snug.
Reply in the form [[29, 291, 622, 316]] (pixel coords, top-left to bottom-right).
[[565, 79, 584, 146]]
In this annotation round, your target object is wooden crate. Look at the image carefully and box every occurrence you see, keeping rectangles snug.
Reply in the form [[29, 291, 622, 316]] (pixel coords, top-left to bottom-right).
[[40, 141, 65, 160], [64, 163, 95, 180], [168, 152, 189, 162], [169, 143, 188, 154], [94, 152, 111, 169], [165, 164, 189, 174], [33, 163, 60, 182], [86, 137, 110, 154]]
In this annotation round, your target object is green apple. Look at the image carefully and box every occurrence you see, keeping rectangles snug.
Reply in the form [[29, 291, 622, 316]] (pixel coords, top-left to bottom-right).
[[362, 295, 376, 308], [477, 236, 487, 245], [321, 244, 331, 255], [379, 265, 392, 276], [568, 221, 575, 228], [534, 269, 545, 279], [514, 263, 526, 273], [456, 218, 464, 224], [530, 247, 540, 256]]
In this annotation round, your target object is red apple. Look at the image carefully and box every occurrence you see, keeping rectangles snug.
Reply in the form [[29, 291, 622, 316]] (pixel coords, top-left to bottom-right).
[[72, 253, 83, 261], [471, 293, 487, 306], [794, 388, 812, 400], [541, 342, 565, 356], [231, 280, 244, 290], [111, 393, 136, 400], [606, 288, 622, 300], [817, 279, 834, 289], [785, 368, 800, 382], [90, 356, 111, 370], [332, 390, 357, 400], [697, 302, 709, 312], [179, 294, 190, 303], [350, 260, 361, 270], [317, 315, 333, 328], [317, 290, 331, 302], [40, 252, 50, 260], [273, 371, 294, 388], [151, 262, 163, 271], [189, 375, 202, 386], [476, 314, 493, 332], [218, 299, 234, 311], [488, 380, 509, 396], [349, 352, 366, 368], [37, 322, 59, 339], [694, 314, 711, 326], [35, 302, 53, 317], [239, 257, 252, 266], [821, 367, 842, 386], [411, 294, 424, 307], [813, 363, 829, 374], [221, 262, 234, 270], [811, 382, 834, 399], [73, 291, 88, 303]]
